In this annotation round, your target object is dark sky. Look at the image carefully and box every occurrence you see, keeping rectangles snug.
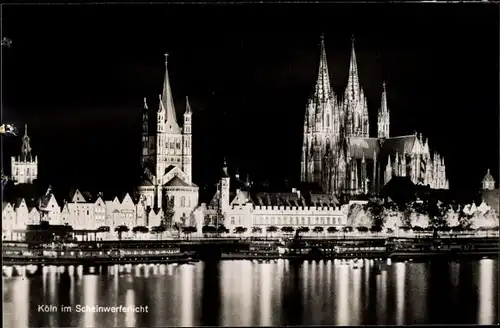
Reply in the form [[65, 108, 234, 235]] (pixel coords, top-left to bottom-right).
[[2, 3, 499, 194]]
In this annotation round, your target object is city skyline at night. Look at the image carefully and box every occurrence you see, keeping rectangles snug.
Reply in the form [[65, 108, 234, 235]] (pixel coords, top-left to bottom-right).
[[2, 4, 498, 195]]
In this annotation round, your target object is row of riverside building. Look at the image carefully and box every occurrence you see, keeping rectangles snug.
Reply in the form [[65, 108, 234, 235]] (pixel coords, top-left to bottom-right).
[[4, 35, 498, 239], [2, 187, 167, 232]]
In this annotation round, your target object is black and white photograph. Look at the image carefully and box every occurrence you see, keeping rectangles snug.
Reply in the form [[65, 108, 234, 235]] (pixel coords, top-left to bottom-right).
[[1, 3, 499, 327]]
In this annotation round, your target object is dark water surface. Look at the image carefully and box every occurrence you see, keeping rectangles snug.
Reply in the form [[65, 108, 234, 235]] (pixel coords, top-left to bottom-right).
[[3, 258, 498, 327]]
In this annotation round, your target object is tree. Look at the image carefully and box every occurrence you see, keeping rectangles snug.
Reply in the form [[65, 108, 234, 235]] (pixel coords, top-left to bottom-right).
[[327, 226, 338, 233], [182, 226, 197, 237], [234, 226, 247, 234], [202, 225, 217, 234], [266, 226, 278, 236], [180, 213, 188, 229], [425, 199, 449, 231], [162, 195, 175, 229], [251, 226, 262, 234], [281, 226, 294, 234], [366, 199, 386, 231], [114, 225, 129, 240], [132, 226, 149, 234], [151, 225, 166, 234], [342, 226, 353, 233], [357, 226, 369, 233], [402, 203, 413, 228], [204, 214, 212, 226], [313, 226, 324, 234], [97, 226, 110, 232], [217, 225, 229, 234], [297, 226, 310, 233], [189, 212, 197, 227]]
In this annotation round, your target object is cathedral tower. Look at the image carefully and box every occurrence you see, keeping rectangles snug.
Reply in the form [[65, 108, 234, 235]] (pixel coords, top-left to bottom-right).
[[377, 82, 390, 138], [11, 124, 38, 184], [301, 34, 340, 192], [343, 36, 369, 138]]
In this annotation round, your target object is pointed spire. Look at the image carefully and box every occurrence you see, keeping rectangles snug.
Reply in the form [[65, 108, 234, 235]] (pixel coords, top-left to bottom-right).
[[160, 53, 181, 133], [245, 174, 252, 189], [21, 124, 32, 161], [235, 168, 240, 180], [387, 155, 392, 167], [345, 35, 360, 102], [143, 97, 148, 110], [313, 34, 334, 104], [380, 81, 388, 114], [185, 96, 192, 114], [222, 157, 229, 178]]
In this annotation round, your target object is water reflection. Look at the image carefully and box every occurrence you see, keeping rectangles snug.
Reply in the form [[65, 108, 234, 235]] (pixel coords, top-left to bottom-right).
[[394, 262, 406, 325], [201, 261, 220, 326], [478, 259, 495, 325], [2, 259, 497, 327], [336, 264, 349, 325]]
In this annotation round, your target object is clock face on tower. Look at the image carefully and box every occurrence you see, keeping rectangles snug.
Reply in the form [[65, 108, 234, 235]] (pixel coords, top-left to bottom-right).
[[222, 181, 227, 187]]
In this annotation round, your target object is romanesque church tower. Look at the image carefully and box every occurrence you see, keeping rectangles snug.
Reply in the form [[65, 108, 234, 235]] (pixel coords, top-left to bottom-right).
[[138, 54, 198, 223]]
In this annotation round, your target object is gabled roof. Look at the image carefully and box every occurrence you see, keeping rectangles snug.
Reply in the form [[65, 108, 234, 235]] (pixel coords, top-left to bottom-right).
[[164, 175, 193, 187], [309, 193, 339, 207], [140, 179, 154, 186], [347, 137, 380, 159], [14, 198, 27, 209], [2, 201, 13, 211], [379, 135, 419, 160], [164, 165, 177, 176], [247, 191, 338, 208]]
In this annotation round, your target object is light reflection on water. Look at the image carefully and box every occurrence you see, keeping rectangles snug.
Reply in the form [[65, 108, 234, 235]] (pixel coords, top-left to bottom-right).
[[2, 259, 498, 327]]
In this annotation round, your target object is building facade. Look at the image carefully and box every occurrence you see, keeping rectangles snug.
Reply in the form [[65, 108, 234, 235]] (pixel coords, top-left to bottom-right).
[[203, 161, 348, 232], [11, 125, 38, 184], [138, 54, 199, 224], [2, 188, 163, 236], [301, 36, 449, 195], [481, 168, 499, 215]]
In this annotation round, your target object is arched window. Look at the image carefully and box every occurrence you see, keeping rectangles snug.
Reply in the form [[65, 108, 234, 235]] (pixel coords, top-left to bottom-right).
[[181, 196, 185, 207], [326, 114, 330, 127]]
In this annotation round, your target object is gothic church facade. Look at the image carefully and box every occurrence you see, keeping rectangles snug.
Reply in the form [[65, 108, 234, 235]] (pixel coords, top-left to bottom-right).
[[301, 36, 449, 195]]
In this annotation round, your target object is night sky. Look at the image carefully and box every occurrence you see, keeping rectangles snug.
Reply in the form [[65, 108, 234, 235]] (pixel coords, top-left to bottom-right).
[[2, 4, 499, 195]]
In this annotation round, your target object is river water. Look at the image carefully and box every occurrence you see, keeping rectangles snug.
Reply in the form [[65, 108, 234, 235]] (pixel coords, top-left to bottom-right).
[[3, 258, 498, 327]]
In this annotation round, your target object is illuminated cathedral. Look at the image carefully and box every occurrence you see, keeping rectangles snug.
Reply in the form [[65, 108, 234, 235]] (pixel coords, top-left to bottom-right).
[[301, 35, 449, 195]]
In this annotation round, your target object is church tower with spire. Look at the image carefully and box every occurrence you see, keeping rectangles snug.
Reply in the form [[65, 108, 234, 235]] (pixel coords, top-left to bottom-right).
[[377, 82, 390, 139], [301, 34, 341, 193], [343, 36, 369, 138], [300, 34, 449, 196], [11, 124, 38, 184], [138, 53, 199, 221]]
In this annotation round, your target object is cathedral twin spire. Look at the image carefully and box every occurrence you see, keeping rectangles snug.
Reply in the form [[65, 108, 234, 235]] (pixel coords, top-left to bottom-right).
[[313, 34, 335, 105], [345, 35, 361, 104]]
